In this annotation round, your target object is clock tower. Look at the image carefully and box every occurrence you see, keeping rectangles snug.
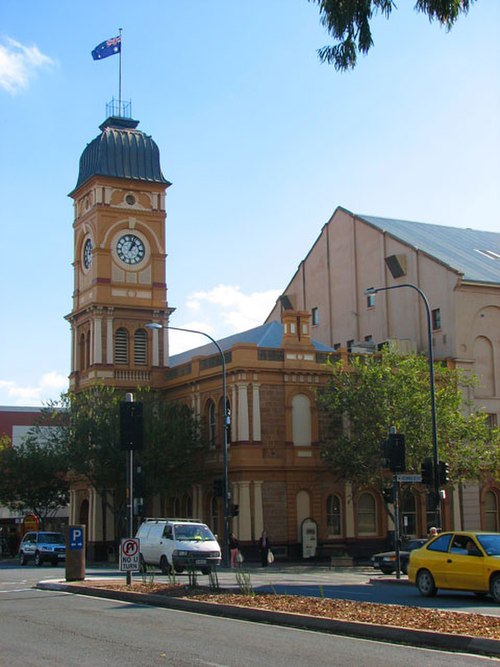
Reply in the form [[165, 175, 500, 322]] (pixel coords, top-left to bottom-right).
[[67, 115, 171, 393]]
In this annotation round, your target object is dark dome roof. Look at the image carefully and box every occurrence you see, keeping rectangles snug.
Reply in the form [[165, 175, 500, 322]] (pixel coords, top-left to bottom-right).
[[72, 116, 170, 192]]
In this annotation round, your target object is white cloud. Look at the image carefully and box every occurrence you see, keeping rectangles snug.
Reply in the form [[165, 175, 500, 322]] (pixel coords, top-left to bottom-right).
[[170, 284, 281, 355], [0, 371, 67, 407], [0, 37, 55, 94]]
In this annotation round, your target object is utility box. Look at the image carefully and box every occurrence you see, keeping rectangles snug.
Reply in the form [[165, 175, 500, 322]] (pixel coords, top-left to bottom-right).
[[301, 518, 317, 559], [65, 525, 86, 582]]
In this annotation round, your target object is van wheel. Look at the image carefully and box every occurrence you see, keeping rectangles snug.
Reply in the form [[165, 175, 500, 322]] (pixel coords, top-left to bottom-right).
[[139, 554, 146, 573], [34, 552, 43, 567], [160, 556, 171, 575]]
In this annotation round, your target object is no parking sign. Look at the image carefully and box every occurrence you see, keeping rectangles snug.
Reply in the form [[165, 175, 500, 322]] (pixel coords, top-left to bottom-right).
[[119, 537, 140, 571]]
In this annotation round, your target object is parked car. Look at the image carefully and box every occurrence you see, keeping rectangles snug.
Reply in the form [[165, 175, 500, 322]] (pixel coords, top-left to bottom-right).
[[18, 531, 66, 566], [407, 531, 500, 603], [371, 538, 428, 574], [136, 518, 221, 575]]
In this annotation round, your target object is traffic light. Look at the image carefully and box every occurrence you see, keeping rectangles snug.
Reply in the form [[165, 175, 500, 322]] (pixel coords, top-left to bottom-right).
[[381, 488, 393, 504], [387, 433, 406, 472], [213, 478, 224, 497], [231, 504, 239, 517], [438, 460, 450, 486], [134, 465, 145, 497], [421, 458, 434, 486], [120, 401, 143, 450]]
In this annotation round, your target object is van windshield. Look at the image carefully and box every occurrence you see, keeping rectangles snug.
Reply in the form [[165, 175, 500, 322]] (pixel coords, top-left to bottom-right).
[[173, 525, 215, 542]]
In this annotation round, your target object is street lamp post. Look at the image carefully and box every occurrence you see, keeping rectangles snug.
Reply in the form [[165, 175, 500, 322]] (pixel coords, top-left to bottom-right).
[[364, 284, 441, 529], [145, 322, 230, 567]]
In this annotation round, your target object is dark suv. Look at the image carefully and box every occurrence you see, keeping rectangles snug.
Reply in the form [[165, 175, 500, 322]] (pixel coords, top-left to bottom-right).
[[18, 531, 66, 566]]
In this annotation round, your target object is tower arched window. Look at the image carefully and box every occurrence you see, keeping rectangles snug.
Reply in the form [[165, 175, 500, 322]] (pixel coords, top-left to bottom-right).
[[357, 493, 376, 535], [79, 333, 86, 370], [114, 328, 129, 365], [134, 328, 147, 365], [326, 494, 342, 536]]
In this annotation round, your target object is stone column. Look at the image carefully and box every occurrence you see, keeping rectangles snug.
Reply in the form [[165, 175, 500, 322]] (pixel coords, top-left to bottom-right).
[[345, 482, 355, 538], [252, 381, 261, 442], [237, 383, 249, 441], [253, 481, 264, 540]]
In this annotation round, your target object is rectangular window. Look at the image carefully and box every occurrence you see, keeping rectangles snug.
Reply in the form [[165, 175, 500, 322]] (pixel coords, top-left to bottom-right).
[[347, 339, 354, 352], [366, 294, 376, 308], [311, 307, 319, 326], [432, 308, 441, 330]]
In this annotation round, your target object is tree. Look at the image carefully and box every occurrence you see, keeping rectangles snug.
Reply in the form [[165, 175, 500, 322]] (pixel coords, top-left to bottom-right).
[[317, 348, 500, 489], [140, 397, 208, 516], [309, 0, 476, 70], [0, 432, 69, 527], [42, 386, 208, 541]]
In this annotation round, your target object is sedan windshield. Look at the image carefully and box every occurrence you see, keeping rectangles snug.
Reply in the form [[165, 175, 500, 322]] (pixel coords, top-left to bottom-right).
[[477, 534, 500, 556]]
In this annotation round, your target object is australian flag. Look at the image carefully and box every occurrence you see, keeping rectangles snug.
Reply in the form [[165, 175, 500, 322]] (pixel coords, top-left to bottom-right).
[[91, 36, 121, 60]]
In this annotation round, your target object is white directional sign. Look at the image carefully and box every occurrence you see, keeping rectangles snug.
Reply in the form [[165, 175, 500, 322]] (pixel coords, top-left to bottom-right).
[[395, 474, 422, 483], [119, 537, 140, 571]]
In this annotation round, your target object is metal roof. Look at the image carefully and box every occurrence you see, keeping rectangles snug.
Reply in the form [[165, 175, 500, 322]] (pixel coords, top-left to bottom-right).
[[72, 116, 170, 192], [358, 214, 500, 284], [169, 320, 333, 368]]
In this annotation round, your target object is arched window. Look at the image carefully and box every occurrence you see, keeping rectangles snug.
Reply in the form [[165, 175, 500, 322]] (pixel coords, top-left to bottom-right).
[[357, 493, 376, 535], [292, 394, 311, 446], [114, 328, 129, 364], [207, 400, 216, 449], [485, 491, 499, 531], [134, 328, 147, 365], [327, 494, 342, 536]]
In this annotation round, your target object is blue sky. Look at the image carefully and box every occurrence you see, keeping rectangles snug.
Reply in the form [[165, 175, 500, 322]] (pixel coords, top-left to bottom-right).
[[0, 1, 498, 406]]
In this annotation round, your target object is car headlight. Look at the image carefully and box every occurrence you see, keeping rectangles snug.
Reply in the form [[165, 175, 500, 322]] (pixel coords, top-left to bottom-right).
[[383, 555, 396, 563]]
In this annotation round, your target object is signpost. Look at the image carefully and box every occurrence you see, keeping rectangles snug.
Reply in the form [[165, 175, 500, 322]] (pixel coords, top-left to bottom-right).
[[119, 537, 140, 573], [395, 474, 422, 483]]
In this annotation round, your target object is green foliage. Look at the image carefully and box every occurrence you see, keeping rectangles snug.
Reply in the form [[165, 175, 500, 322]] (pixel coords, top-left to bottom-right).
[[318, 348, 500, 488], [139, 393, 208, 508], [0, 430, 69, 523], [309, 0, 476, 70]]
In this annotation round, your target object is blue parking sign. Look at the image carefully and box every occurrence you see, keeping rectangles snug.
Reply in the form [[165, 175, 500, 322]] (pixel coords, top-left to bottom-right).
[[69, 527, 84, 550]]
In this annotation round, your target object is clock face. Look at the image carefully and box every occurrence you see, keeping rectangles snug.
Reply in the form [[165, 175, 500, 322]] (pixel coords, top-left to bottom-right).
[[116, 234, 145, 265], [83, 238, 93, 269]]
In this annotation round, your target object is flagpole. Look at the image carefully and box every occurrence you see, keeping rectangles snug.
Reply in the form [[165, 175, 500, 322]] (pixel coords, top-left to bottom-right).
[[118, 28, 123, 116]]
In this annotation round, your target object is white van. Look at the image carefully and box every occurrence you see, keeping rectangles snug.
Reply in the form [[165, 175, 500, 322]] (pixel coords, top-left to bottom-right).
[[136, 518, 221, 574]]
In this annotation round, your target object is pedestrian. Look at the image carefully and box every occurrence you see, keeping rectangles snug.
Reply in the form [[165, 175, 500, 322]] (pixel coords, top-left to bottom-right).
[[229, 532, 240, 568], [427, 526, 438, 538], [258, 530, 271, 567]]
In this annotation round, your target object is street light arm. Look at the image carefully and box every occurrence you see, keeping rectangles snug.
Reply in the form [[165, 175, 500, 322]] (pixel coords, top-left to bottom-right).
[[145, 321, 230, 567], [364, 284, 441, 527]]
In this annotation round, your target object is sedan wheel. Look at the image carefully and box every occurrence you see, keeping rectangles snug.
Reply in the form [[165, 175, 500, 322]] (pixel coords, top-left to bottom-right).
[[416, 569, 437, 597], [19, 552, 27, 566], [491, 574, 500, 603]]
